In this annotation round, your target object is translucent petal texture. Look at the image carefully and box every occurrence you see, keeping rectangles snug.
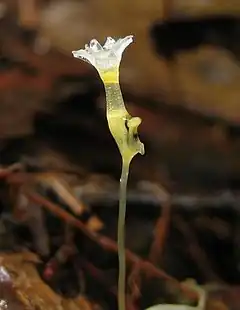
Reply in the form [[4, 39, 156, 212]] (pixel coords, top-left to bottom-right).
[[72, 35, 133, 72], [103, 37, 115, 49]]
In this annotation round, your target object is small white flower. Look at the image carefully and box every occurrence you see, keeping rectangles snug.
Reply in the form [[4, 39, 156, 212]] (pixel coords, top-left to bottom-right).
[[72, 35, 133, 72]]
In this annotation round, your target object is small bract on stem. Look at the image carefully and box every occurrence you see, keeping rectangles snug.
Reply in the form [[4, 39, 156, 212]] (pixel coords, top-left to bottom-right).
[[73, 35, 144, 310]]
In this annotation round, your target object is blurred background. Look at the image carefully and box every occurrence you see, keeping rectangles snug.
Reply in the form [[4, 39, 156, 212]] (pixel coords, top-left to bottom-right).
[[0, 0, 239, 309]]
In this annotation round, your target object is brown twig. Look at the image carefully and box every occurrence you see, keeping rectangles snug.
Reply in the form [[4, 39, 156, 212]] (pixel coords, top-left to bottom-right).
[[143, 182, 171, 264], [6, 170, 85, 184], [149, 200, 171, 264], [25, 190, 199, 302], [128, 262, 142, 302]]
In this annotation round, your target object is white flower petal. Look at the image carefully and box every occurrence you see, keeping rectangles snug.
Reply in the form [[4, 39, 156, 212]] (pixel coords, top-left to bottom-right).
[[89, 39, 103, 52], [113, 35, 133, 58], [72, 35, 134, 72], [72, 49, 95, 65], [103, 37, 116, 49]]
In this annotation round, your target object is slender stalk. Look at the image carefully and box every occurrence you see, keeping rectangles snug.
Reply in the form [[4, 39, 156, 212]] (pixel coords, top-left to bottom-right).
[[118, 159, 130, 310], [73, 36, 145, 310]]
